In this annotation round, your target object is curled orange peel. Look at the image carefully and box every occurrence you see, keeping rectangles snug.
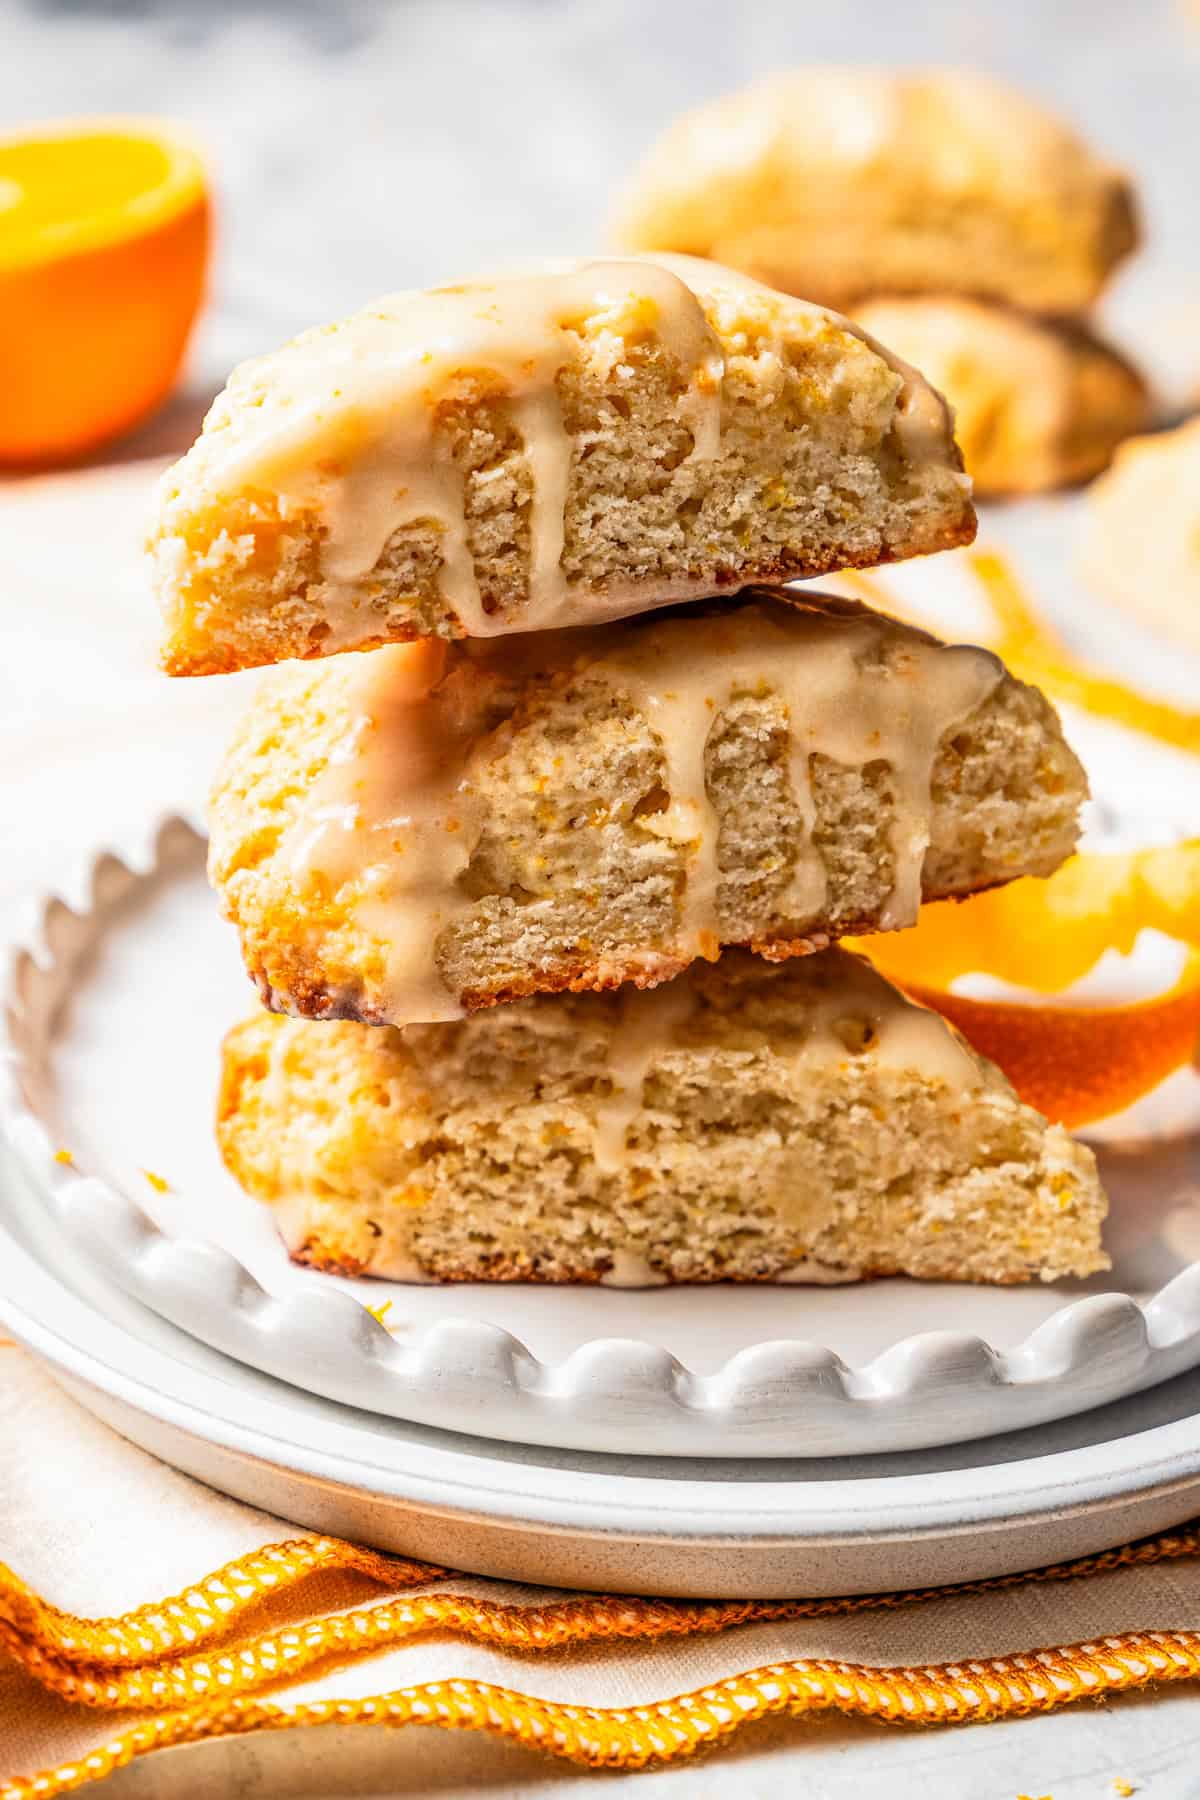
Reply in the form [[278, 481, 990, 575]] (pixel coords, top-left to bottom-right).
[[852, 841, 1200, 1130], [838, 552, 1200, 1127], [971, 550, 1200, 756], [903, 966, 1200, 1130], [842, 556, 1200, 754], [856, 843, 1200, 995]]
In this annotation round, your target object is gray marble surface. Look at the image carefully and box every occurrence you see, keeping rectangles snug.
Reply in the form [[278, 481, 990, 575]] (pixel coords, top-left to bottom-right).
[[4, 0, 1200, 405]]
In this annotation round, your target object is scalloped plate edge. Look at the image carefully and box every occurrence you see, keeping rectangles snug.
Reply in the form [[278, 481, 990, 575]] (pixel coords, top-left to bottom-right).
[[5, 812, 1200, 1459]]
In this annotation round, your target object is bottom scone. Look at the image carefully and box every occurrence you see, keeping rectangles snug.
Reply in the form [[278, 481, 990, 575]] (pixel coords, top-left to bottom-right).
[[218, 948, 1107, 1286]]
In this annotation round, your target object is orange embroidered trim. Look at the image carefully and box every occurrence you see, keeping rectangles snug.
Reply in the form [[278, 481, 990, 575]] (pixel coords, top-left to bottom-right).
[[0, 1537, 444, 1667], [4, 1526, 1200, 1791], [4, 1528, 1198, 1696], [6, 1634, 1200, 1795]]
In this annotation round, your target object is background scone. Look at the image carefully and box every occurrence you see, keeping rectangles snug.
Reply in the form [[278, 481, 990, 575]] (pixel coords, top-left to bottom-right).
[[614, 70, 1138, 315], [208, 591, 1088, 1027], [218, 948, 1108, 1286], [1080, 417, 1200, 652], [151, 257, 974, 675], [854, 299, 1149, 497]]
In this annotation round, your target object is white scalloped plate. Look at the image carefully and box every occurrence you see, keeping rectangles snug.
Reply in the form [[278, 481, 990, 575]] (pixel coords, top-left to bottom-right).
[[5, 814, 1200, 1459]]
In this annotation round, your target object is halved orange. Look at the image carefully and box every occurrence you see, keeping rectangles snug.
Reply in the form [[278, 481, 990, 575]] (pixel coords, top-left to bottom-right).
[[0, 119, 211, 464]]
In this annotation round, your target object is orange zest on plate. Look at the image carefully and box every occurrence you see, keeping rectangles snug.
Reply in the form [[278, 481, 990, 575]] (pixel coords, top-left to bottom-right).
[[0, 118, 210, 464]]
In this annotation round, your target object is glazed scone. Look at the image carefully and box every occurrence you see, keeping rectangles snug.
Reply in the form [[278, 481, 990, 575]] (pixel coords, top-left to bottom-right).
[[217, 948, 1108, 1286], [208, 591, 1088, 1027], [855, 299, 1149, 497], [151, 257, 975, 675], [614, 71, 1138, 314], [1080, 417, 1200, 652]]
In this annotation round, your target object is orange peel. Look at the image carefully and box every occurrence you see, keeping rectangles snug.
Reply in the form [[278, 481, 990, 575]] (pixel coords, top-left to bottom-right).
[[905, 966, 1200, 1130], [841, 555, 1200, 1128], [840, 555, 1200, 754], [854, 841, 1200, 1129], [0, 118, 210, 464], [857, 842, 1200, 995]]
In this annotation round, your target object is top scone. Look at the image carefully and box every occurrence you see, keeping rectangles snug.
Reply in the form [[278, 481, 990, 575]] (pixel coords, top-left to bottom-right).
[[150, 256, 974, 674], [613, 72, 1138, 315]]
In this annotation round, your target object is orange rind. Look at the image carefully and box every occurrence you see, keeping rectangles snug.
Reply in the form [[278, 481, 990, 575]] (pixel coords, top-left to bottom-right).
[[855, 841, 1200, 1128], [843, 552, 1200, 1129], [0, 118, 210, 463]]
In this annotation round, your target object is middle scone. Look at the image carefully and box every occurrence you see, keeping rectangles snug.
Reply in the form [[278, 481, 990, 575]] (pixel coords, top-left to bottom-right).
[[210, 589, 1086, 1028]]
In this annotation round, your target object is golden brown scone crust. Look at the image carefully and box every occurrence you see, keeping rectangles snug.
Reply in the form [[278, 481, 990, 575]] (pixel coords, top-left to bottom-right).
[[614, 70, 1138, 314], [151, 256, 974, 675], [854, 298, 1149, 496]]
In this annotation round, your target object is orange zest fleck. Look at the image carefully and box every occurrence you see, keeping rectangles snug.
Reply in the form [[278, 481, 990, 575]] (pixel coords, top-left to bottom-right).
[[142, 1169, 170, 1194], [53, 1148, 73, 1166]]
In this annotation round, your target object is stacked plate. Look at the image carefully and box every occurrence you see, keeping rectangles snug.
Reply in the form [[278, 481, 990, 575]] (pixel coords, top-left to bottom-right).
[[4, 798, 1200, 1597]]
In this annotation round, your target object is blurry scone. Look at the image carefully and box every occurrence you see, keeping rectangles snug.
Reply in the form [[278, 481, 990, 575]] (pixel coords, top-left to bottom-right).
[[614, 71, 1138, 314], [1080, 417, 1200, 651], [218, 948, 1107, 1286], [208, 590, 1088, 1027], [151, 256, 974, 675], [855, 299, 1149, 496]]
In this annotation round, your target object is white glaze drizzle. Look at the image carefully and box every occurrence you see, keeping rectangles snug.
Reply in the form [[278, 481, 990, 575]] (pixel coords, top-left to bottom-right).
[[591, 979, 697, 1174], [285, 637, 478, 1024], [280, 597, 1001, 1034], [581, 946, 981, 1176], [213, 261, 726, 642], [188, 254, 966, 649]]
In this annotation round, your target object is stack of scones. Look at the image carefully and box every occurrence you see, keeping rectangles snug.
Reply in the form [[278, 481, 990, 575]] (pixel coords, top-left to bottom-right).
[[149, 255, 1107, 1288]]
